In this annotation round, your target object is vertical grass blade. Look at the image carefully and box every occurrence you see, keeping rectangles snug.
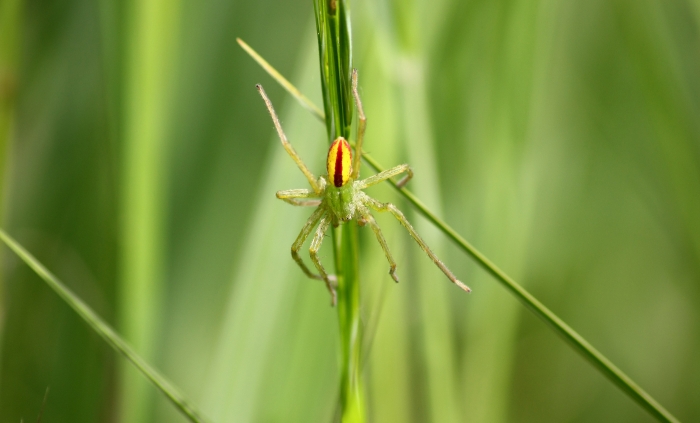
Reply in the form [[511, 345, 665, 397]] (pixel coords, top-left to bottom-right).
[[313, 0, 353, 141], [399, 68, 464, 423], [313, 0, 365, 421], [375, 1, 466, 419], [0, 0, 20, 186], [0, 230, 208, 423], [427, 1, 539, 419], [0, 0, 22, 355], [333, 222, 364, 422], [120, 0, 181, 421]]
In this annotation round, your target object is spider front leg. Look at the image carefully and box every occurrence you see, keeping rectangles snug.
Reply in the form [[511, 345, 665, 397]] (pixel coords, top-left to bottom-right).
[[256, 84, 322, 194], [292, 206, 326, 282], [356, 164, 414, 190], [309, 214, 337, 306], [361, 194, 471, 292], [277, 188, 322, 207], [358, 206, 399, 283]]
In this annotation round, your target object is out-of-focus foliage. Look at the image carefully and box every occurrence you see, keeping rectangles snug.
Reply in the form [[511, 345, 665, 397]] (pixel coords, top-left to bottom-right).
[[0, 0, 698, 422]]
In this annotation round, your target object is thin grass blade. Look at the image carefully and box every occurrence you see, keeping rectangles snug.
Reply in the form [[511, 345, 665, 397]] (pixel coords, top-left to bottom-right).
[[374, 1, 468, 419], [119, 0, 182, 420], [0, 0, 22, 357], [312, 1, 365, 421], [313, 0, 353, 140], [0, 230, 209, 423], [237, 38, 325, 121]]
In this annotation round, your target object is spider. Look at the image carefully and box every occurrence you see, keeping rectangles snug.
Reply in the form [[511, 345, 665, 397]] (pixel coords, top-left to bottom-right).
[[256, 69, 470, 306]]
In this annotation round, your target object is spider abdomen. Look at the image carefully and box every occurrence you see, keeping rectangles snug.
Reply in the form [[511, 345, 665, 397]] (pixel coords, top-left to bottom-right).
[[327, 137, 352, 187]]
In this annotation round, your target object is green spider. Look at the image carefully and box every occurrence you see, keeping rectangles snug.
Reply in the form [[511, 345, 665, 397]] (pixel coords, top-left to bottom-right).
[[256, 69, 470, 306]]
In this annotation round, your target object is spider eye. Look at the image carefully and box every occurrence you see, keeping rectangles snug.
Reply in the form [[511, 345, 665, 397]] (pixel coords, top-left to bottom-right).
[[327, 137, 352, 188]]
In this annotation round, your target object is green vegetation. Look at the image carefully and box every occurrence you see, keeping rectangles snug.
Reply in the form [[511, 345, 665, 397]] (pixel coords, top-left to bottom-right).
[[0, 230, 207, 422], [0, 0, 698, 422], [312, 1, 364, 421]]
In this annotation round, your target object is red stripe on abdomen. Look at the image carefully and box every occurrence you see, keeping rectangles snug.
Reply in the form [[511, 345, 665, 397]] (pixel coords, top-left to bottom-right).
[[334, 142, 344, 187]]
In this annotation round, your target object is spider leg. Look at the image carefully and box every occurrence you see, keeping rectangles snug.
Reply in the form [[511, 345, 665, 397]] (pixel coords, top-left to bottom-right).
[[256, 84, 322, 194], [361, 194, 471, 292], [351, 69, 366, 180], [358, 206, 399, 283], [277, 189, 322, 207], [356, 164, 414, 190], [280, 198, 322, 207], [292, 206, 326, 281], [309, 214, 337, 306]]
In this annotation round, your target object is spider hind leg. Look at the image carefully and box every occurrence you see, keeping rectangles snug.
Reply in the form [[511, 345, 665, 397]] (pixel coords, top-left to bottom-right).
[[309, 215, 337, 306], [359, 207, 399, 283], [292, 207, 326, 282], [361, 194, 471, 292]]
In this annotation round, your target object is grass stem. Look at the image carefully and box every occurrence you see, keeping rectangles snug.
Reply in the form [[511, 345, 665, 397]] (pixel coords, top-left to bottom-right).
[[312, 0, 365, 421], [120, 0, 181, 420], [334, 223, 365, 422], [0, 230, 209, 423], [0, 0, 23, 358], [237, 38, 325, 121]]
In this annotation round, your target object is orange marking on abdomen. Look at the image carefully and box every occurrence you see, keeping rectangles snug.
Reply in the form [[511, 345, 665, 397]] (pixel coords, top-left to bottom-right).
[[327, 137, 352, 187]]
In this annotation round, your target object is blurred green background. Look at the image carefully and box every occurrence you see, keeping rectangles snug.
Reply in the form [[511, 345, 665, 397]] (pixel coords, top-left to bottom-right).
[[1, 0, 698, 422]]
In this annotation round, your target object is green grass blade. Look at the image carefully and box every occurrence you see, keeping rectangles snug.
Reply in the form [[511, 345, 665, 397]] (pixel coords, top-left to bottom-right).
[[376, 1, 467, 418], [120, 0, 181, 420], [313, 0, 353, 141], [312, 1, 364, 421], [0, 230, 209, 423], [237, 48, 679, 423], [333, 222, 365, 423], [236, 38, 325, 122], [0, 0, 22, 367], [0, 0, 20, 188], [397, 67, 464, 423]]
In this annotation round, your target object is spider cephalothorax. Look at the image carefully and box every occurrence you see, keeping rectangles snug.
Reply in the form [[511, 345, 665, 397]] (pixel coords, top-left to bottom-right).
[[257, 69, 470, 306]]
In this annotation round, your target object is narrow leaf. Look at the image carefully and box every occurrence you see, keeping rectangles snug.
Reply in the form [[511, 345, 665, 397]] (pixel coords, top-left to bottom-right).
[[0, 230, 209, 423], [312, 1, 365, 421], [237, 38, 325, 121]]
